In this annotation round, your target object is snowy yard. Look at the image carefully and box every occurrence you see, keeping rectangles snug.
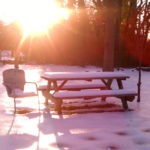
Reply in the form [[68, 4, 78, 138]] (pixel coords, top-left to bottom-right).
[[0, 64, 150, 150]]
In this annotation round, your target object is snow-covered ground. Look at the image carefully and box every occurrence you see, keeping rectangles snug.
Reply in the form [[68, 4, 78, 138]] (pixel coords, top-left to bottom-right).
[[0, 64, 150, 150]]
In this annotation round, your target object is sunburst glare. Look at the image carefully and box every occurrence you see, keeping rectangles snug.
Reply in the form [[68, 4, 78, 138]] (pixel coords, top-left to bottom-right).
[[0, 0, 69, 36]]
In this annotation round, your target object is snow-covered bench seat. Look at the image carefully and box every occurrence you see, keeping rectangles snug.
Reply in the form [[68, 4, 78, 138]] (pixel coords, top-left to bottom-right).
[[52, 89, 137, 114], [38, 83, 106, 92]]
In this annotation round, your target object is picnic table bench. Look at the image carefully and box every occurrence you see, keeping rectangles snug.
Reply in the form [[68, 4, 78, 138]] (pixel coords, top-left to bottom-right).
[[38, 82, 106, 92], [40, 71, 137, 114]]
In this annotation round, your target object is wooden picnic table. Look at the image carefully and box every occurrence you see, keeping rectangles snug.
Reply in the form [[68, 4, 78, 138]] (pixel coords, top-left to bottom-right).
[[40, 71, 137, 114]]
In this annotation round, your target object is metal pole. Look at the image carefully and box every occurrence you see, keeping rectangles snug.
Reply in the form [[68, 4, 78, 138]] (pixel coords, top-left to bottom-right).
[[137, 60, 141, 102]]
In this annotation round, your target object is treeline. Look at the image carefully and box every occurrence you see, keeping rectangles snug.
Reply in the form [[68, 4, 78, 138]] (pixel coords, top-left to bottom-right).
[[0, 0, 149, 67]]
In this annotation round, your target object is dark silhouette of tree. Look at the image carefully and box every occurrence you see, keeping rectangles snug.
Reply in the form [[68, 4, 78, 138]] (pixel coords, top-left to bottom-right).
[[122, 0, 150, 65]]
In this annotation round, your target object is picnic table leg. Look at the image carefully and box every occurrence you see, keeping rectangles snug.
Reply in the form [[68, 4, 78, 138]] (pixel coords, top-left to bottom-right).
[[117, 79, 129, 110], [45, 81, 51, 105], [121, 98, 128, 110], [117, 79, 124, 89], [41, 89, 49, 105], [101, 79, 113, 89], [101, 79, 112, 102], [44, 93, 48, 105], [55, 99, 62, 114]]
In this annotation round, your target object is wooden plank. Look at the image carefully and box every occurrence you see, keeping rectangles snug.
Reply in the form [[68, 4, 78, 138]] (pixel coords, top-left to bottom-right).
[[41, 72, 130, 81], [52, 89, 137, 114], [38, 83, 106, 91], [53, 89, 137, 99]]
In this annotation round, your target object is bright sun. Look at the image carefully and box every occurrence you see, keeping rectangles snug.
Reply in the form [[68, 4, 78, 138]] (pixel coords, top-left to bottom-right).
[[0, 0, 68, 36]]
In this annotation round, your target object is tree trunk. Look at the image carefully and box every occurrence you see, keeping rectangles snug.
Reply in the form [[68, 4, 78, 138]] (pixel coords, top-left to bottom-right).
[[103, 0, 117, 71]]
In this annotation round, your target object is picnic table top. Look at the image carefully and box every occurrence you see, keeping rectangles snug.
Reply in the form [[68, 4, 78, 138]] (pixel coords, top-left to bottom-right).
[[41, 71, 130, 80]]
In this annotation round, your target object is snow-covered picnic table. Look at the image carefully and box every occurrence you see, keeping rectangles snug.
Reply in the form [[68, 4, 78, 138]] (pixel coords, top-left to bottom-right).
[[40, 71, 137, 114]]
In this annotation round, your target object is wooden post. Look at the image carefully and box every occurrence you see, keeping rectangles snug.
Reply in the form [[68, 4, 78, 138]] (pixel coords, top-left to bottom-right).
[[14, 50, 19, 69]]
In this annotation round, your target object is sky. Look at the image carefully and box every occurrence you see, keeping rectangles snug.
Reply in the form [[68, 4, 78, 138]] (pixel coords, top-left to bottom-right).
[[0, 64, 150, 150]]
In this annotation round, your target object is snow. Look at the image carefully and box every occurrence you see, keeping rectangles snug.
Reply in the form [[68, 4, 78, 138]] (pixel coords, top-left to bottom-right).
[[43, 71, 129, 80], [0, 64, 150, 150], [53, 89, 137, 99]]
